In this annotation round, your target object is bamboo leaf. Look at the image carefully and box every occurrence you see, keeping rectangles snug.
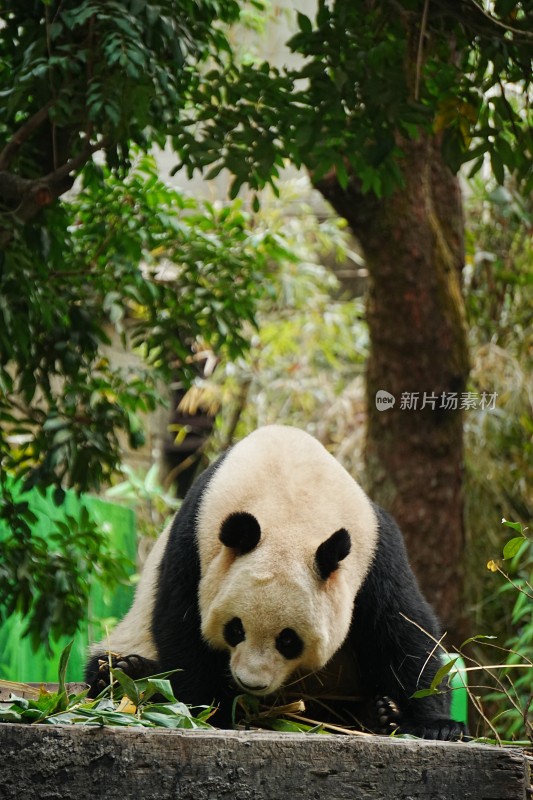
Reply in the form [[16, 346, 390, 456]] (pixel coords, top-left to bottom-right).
[[503, 537, 525, 560]]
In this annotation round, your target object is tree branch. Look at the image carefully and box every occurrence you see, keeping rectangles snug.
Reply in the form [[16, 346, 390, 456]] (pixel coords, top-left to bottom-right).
[[415, 0, 430, 101], [431, 0, 533, 43], [312, 167, 381, 240], [0, 101, 54, 171], [0, 134, 109, 224], [42, 131, 103, 187]]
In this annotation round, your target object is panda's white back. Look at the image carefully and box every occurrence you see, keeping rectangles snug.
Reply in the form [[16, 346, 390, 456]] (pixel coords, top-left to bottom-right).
[[196, 425, 377, 582]]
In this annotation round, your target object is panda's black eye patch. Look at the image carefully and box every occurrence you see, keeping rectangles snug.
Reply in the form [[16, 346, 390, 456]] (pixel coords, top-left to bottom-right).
[[223, 617, 245, 648], [275, 628, 303, 660]]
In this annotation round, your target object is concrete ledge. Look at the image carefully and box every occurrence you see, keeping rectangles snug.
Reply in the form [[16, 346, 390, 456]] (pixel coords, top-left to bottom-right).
[[1, 724, 530, 800]]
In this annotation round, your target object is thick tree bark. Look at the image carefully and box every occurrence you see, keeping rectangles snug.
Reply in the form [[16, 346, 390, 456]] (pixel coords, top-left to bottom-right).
[[317, 134, 470, 641], [1, 725, 531, 800], [1, 724, 532, 800]]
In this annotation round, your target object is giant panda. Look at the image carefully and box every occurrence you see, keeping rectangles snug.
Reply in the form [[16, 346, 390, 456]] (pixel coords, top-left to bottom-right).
[[86, 425, 466, 739]]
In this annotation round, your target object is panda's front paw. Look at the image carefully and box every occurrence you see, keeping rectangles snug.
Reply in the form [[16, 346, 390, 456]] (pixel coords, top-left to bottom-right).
[[87, 653, 157, 697], [373, 695, 401, 735], [113, 653, 158, 679], [399, 718, 468, 741]]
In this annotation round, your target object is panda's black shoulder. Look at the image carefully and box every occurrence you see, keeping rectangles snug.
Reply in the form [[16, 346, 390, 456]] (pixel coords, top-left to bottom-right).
[[369, 503, 414, 580], [356, 502, 440, 630]]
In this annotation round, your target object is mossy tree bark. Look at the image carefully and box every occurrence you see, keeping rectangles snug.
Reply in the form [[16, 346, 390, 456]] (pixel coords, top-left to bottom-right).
[[317, 134, 470, 640]]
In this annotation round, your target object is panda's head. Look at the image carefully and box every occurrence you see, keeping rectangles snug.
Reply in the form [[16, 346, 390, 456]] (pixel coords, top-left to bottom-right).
[[196, 426, 378, 697], [200, 511, 354, 694]]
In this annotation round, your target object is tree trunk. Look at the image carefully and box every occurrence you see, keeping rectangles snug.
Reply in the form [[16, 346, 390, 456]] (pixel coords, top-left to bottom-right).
[[316, 134, 470, 642]]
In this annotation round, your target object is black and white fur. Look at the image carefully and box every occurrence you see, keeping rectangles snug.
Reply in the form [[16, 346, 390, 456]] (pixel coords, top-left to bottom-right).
[[86, 425, 465, 739]]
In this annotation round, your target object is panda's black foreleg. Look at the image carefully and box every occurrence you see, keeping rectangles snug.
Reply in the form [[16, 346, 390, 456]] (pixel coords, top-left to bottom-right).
[[85, 652, 159, 698], [364, 654, 468, 740], [398, 716, 467, 741], [371, 692, 467, 740], [352, 505, 469, 741]]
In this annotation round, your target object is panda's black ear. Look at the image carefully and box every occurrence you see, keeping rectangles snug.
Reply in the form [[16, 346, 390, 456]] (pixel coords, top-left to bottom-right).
[[219, 512, 261, 555], [315, 528, 351, 580]]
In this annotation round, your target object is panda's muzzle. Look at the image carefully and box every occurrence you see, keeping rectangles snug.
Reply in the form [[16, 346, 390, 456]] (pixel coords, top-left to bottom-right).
[[234, 677, 270, 694]]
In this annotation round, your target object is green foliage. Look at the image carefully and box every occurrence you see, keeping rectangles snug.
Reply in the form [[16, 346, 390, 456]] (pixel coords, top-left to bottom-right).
[[0, 482, 133, 655], [1, 152, 274, 496], [463, 175, 532, 635], [0, 0, 291, 653], [489, 521, 533, 741], [408, 521, 532, 743], [0, 150, 282, 647], [456, 164, 533, 739], [0, 643, 215, 728], [461, 521, 533, 743], [0, 0, 278, 529], [106, 463, 180, 540], [411, 658, 460, 701], [175, 1, 533, 196], [465, 179, 532, 345], [0, 0, 242, 174], [461, 175, 532, 741]]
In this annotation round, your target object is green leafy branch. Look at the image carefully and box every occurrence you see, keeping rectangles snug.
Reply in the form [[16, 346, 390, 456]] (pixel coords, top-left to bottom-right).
[[487, 520, 533, 600], [409, 519, 532, 744], [0, 642, 214, 729]]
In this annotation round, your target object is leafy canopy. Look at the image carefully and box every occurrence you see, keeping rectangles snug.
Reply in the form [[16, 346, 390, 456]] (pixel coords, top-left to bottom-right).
[[0, 0, 282, 649], [0, 150, 288, 649], [174, 0, 533, 198], [1, 0, 272, 496], [1, 152, 278, 495], [0, 0, 242, 218]]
